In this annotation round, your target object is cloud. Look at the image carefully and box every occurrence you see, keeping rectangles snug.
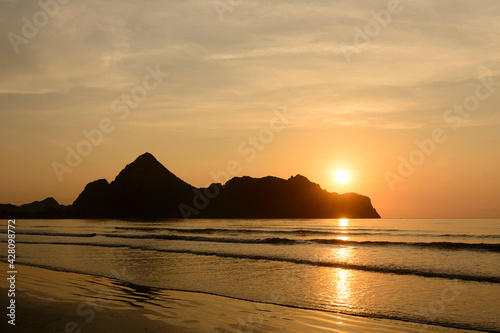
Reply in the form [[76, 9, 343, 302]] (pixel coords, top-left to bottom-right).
[[1, 0, 499, 132]]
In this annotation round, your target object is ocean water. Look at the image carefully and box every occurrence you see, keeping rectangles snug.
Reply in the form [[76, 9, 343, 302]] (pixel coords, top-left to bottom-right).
[[2, 218, 500, 332]]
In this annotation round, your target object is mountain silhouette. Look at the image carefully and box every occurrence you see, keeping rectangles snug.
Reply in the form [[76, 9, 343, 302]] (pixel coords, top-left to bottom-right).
[[0, 152, 380, 219], [192, 175, 379, 218], [0, 197, 67, 218], [72, 153, 195, 218]]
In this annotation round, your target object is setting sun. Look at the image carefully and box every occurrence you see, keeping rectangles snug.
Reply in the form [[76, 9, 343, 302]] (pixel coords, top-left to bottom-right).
[[333, 169, 351, 184]]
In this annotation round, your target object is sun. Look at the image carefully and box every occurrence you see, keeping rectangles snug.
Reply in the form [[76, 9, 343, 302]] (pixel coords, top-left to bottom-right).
[[333, 169, 350, 184]]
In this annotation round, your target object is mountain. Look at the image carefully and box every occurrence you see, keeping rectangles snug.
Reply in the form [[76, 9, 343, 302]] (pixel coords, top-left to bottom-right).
[[21, 197, 60, 213], [0, 152, 380, 219], [190, 175, 380, 218], [72, 152, 195, 218], [0, 197, 66, 218]]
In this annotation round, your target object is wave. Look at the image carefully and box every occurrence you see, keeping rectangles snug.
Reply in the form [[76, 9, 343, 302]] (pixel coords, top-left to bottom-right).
[[7, 231, 99, 238], [13, 227, 500, 239], [1, 261, 498, 333], [149, 249, 500, 284], [9, 230, 500, 252], [310, 239, 500, 252], [114, 226, 402, 236], [8, 240, 500, 284], [100, 233, 500, 253]]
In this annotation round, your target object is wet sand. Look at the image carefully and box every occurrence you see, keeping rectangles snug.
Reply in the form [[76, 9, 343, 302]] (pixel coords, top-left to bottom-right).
[[1, 264, 481, 333]]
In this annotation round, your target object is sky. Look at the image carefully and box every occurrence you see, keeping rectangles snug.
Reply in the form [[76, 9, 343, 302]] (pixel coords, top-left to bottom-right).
[[1, 0, 499, 218]]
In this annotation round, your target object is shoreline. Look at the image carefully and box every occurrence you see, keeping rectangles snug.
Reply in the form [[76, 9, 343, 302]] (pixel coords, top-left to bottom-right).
[[1, 264, 486, 333]]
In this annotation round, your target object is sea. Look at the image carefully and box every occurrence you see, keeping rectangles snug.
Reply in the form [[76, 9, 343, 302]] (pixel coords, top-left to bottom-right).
[[2, 218, 500, 332]]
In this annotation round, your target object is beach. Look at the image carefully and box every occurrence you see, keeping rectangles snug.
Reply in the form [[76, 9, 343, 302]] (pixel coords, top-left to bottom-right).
[[2, 264, 483, 333], [2, 218, 499, 332]]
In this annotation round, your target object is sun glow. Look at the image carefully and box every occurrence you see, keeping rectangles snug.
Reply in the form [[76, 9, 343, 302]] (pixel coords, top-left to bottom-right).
[[333, 169, 350, 184], [339, 218, 349, 226]]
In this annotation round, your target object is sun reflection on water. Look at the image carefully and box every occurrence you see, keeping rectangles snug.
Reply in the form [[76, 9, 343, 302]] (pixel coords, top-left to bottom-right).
[[334, 246, 352, 262], [334, 268, 352, 306], [336, 218, 350, 241], [330, 247, 354, 308], [339, 218, 349, 227]]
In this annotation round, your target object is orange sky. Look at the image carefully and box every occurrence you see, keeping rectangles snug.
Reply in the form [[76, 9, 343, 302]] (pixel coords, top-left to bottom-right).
[[1, 1, 499, 218]]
